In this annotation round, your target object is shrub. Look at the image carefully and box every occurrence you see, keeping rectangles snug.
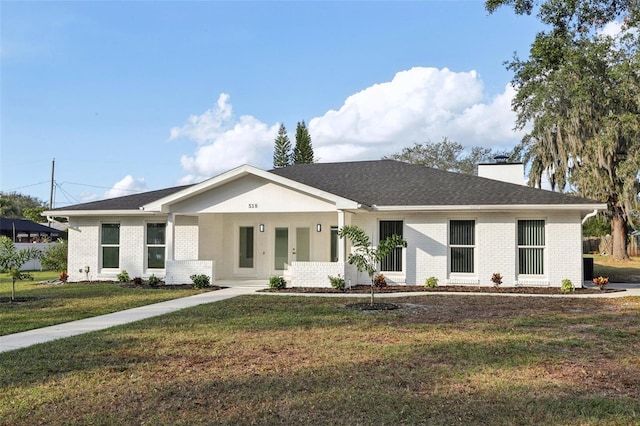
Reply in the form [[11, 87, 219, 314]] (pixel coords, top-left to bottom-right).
[[491, 272, 503, 287], [593, 276, 609, 290], [374, 273, 387, 287], [117, 270, 130, 283], [190, 274, 211, 288], [41, 239, 68, 272], [561, 279, 574, 293], [425, 276, 438, 288], [59, 271, 68, 282], [148, 274, 162, 287], [132, 277, 143, 286], [328, 274, 345, 290], [269, 275, 287, 290]]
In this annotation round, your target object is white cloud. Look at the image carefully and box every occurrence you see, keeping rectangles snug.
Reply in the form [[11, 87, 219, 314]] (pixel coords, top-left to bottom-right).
[[103, 175, 147, 199], [171, 95, 280, 183], [598, 20, 623, 38], [172, 67, 523, 183], [309, 67, 523, 161]]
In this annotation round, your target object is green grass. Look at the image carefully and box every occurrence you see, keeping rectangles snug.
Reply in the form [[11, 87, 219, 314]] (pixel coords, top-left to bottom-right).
[[588, 255, 640, 282], [1, 294, 639, 425], [0, 271, 210, 335]]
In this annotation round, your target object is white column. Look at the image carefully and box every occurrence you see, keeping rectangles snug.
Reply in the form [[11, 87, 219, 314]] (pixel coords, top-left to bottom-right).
[[337, 210, 345, 263], [166, 213, 175, 262]]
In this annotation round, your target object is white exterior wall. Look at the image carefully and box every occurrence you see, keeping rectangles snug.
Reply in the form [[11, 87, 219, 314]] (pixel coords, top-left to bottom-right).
[[66, 215, 168, 282], [290, 262, 346, 287], [67, 217, 100, 282], [337, 210, 584, 288], [174, 215, 199, 260], [545, 212, 583, 287]]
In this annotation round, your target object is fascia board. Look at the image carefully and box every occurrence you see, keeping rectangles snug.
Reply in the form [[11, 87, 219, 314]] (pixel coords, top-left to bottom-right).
[[43, 210, 166, 217], [372, 203, 607, 212]]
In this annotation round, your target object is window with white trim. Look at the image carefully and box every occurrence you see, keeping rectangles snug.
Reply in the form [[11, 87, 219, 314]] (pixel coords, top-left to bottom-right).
[[380, 220, 403, 272], [147, 223, 166, 269], [518, 219, 545, 275], [330, 226, 339, 262], [101, 223, 120, 269], [449, 220, 475, 273]]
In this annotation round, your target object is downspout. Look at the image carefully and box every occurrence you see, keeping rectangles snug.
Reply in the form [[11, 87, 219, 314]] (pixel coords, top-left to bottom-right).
[[581, 209, 599, 225]]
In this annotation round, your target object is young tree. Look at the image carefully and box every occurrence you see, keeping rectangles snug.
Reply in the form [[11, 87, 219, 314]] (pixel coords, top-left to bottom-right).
[[338, 225, 407, 305], [0, 236, 42, 301], [293, 121, 314, 164], [487, 0, 640, 260], [273, 124, 292, 168]]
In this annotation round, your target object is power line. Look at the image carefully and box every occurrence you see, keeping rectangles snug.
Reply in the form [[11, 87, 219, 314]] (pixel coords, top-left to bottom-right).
[[1, 181, 50, 192], [60, 181, 141, 193]]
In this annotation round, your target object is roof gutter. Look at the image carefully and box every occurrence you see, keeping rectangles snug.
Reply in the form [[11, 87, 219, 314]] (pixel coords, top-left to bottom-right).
[[581, 209, 599, 225]]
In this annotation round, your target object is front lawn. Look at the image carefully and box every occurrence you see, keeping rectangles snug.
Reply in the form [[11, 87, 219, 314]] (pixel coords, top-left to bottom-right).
[[0, 272, 212, 335], [1, 294, 639, 425], [590, 255, 640, 282]]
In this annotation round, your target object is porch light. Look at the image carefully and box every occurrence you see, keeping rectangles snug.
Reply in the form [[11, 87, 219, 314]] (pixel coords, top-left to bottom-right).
[[259, 224, 265, 232], [316, 224, 322, 232]]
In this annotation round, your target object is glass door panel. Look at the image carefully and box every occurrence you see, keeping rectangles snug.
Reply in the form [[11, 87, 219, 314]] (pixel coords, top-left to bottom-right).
[[274, 227, 288, 270], [239, 226, 254, 268]]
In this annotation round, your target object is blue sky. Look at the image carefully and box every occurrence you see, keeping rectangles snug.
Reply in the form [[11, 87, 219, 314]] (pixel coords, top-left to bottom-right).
[[1, 1, 542, 208]]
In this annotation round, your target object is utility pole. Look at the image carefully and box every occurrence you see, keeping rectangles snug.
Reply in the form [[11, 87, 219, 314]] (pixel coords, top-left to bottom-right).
[[48, 158, 55, 226]]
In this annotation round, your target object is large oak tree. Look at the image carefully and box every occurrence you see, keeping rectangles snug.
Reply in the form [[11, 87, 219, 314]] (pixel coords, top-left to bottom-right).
[[487, 0, 640, 260]]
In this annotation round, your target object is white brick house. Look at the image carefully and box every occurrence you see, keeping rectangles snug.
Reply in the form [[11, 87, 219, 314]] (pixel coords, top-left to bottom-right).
[[45, 160, 605, 287]]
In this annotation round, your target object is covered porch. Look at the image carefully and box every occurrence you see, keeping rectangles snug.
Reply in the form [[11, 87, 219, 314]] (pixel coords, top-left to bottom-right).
[[163, 211, 354, 286]]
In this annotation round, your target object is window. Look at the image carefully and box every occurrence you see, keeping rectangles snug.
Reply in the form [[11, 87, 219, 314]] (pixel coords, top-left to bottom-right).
[[450, 220, 475, 273], [147, 223, 166, 269], [330, 226, 339, 262], [380, 220, 403, 272], [101, 223, 120, 269], [239, 226, 254, 268], [518, 220, 545, 275]]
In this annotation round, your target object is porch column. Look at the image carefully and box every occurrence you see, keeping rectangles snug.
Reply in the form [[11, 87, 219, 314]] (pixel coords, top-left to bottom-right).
[[166, 213, 175, 262], [337, 210, 345, 263]]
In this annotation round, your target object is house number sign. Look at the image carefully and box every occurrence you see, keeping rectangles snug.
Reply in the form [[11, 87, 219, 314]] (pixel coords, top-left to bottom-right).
[[248, 203, 258, 209]]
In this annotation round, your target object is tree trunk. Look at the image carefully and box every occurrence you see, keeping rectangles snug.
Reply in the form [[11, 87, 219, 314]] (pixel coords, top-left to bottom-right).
[[370, 277, 375, 305], [611, 215, 629, 261], [11, 277, 16, 302]]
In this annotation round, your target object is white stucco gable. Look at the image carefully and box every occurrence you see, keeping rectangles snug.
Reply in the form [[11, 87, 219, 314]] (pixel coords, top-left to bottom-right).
[[141, 164, 360, 214]]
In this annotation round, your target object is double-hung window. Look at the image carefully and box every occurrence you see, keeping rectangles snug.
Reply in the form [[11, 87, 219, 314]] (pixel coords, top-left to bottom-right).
[[449, 220, 475, 273], [518, 220, 545, 275], [101, 223, 120, 269], [147, 223, 166, 269]]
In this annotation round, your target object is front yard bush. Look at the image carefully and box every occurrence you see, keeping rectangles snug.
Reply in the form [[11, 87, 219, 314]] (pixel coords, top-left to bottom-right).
[[148, 274, 162, 287], [190, 274, 211, 288], [425, 276, 438, 288], [117, 270, 130, 283], [269, 276, 286, 290], [561, 279, 575, 293], [328, 274, 345, 290]]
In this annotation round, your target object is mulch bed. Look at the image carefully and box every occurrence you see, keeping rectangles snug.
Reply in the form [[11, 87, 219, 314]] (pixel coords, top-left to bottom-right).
[[263, 284, 623, 295], [0, 296, 42, 303]]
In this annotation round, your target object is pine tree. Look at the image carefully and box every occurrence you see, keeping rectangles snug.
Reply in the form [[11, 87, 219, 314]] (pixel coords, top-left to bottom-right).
[[272, 124, 292, 168], [293, 121, 314, 164]]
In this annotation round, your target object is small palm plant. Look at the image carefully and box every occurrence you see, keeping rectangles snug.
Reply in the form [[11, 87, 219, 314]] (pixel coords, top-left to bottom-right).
[[338, 225, 407, 305]]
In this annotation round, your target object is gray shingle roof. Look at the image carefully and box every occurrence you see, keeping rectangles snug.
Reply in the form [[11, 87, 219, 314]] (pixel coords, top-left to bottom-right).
[[51, 160, 600, 212], [50, 185, 192, 211], [270, 160, 600, 207]]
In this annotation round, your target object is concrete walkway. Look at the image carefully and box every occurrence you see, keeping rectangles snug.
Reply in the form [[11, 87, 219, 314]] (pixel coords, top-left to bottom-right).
[[1, 281, 638, 354], [0, 281, 264, 353]]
